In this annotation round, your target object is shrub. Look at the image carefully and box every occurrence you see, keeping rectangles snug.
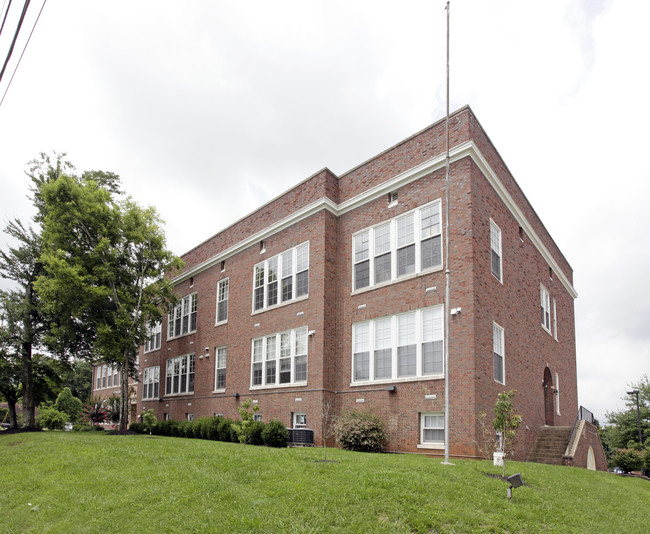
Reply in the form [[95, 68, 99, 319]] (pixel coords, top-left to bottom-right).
[[232, 399, 261, 444], [155, 419, 178, 437], [334, 411, 387, 453], [129, 422, 146, 434], [54, 388, 83, 422], [611, 448, 644, 473], [72, 423, 94, 432], [247, 421, 266, 445], [37, 407, 67, 430], [216, 417, 234, 442], [262, 419, 289, 448], [197, 417, 219, 440], [81, 399, 109, 426]]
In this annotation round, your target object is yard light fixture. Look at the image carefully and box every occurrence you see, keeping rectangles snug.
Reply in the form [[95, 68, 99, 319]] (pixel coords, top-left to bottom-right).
[[506, 473, 524, 499]]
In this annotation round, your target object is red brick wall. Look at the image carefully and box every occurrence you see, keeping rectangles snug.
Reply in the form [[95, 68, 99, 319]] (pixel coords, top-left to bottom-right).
[[131, 107, 578, 460]]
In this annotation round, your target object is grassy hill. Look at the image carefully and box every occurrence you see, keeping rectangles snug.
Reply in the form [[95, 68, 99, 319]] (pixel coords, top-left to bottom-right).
[[1, 431, 647, 533]]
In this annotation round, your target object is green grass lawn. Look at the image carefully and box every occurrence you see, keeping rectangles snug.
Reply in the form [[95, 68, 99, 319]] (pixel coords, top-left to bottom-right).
[[1, 432, 647, 533]]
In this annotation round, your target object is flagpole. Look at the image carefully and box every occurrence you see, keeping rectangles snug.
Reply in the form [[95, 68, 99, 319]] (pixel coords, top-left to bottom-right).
[[442, 0, 452, 466]]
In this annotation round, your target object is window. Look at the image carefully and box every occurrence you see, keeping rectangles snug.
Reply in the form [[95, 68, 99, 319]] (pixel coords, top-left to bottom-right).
[[553, 299, 558, 340], [164, 413, 171, 421], [493, 323, 504, 384], [490, 219, 502, 282], [96, 364, 119, 390], [293, 412, 307, 428], [253, 243, 309, 311], [186, 413, 194, 422], [420, 413, 444, 447], [253, 413, 262, 422], [216, 278, 229, 324], [215, 346, 226, 391], [102, 366, 107, 388], [352, 306, 443, 384], [251, 327, 308, 388], [168, 293, 198, 339], [96, 367, 101, 390], [144, 321, 162, 352], [142, 366, 160, 400], [541, 285, 551, 333], [165, 354, 195, 395], [353, 201, 442, 291]]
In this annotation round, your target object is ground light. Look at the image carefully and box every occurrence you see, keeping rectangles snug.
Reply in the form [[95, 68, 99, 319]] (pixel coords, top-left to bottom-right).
[[506, 473, 524, 499]]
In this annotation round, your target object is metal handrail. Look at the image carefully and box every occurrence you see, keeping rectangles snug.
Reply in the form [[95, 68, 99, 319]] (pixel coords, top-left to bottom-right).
[[564, 406, 595, 459]]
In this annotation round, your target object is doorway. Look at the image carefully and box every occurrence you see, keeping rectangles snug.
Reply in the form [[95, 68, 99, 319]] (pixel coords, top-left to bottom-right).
[[543, 366, 554, 426]]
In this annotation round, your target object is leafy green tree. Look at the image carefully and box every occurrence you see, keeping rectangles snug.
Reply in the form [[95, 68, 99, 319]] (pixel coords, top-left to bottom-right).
[[604, 375, 649, 449], [142, 409, 157, 435], [493, 390, 522, 477], [58, 360, 93, 402], [35, 173, 182, 432], [232, 399, 260, 444], [0, 293, 22, 428], [54, 387, 83, 422]]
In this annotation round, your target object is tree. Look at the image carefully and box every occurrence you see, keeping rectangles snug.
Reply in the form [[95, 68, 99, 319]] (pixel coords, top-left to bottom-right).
[[493, 390, 522, 477], [0, 292, 22, 428], [604, 375, 650, 450], [58, 360, 93, 402], [35, 173, 182, 432], [54, 387, 83, 423], [0, 152, 102, 428], [232, 399, 260, 444]]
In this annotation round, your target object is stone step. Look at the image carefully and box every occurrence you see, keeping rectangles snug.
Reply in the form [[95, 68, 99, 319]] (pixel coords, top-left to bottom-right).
[[527, 426, 573, 466]]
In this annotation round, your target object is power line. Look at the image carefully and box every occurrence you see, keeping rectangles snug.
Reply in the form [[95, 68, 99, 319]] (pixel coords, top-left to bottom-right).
[[0, 0, 14, 40], [0, 0, 30, 84], [0, 0, 46, 110]]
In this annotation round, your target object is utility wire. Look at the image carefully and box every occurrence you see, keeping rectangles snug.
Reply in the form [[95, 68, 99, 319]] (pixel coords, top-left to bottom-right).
[[0, 0, 46, 110], [0, 0, 14, 40], [0, 0, 31, 84]]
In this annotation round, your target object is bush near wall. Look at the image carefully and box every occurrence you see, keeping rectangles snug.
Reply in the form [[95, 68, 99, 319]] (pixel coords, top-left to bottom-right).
[[610, 448, 644, 473], [334, 411, 387, 453], [129, 416, 288, 448]]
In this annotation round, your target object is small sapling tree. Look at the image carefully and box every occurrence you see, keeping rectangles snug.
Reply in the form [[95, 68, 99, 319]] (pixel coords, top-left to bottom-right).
[[493, 390, 522, 477], [142, 409, 157, 435]]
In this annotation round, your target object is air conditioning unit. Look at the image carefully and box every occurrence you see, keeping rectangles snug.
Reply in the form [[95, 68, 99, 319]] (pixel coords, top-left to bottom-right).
[[287, 428, 314, 446]]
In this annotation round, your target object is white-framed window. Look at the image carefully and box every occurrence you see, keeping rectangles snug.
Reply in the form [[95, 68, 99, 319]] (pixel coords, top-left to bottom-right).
[[168, 293, 198, 339], [253, 242, 309, 312], [214, 413, 224, 418], [555, 372, 561, 416], [96, 367, 101, 390], [353, 201, 442, 291], [490, 219, 502, 282], [102, 365, 107, 388], [216, 278, 229, 324], [251, 326, 308, 388], [293, 412, 307, 428], [253, 413, 262, 422], [144, 321, 162, 353], [95, 364, 119, 390], [142, 366, 160, 400], [420, 413, 445, 447], [540, 285, 551, 333], [164, 413, 171, 421], [553, 299, 558, 341], [352, 306, 443, 384], [165, 354, 195, 395], [493, 322, 505, 384], [186, 413, 194, 422], [215, 346, 226, 391]]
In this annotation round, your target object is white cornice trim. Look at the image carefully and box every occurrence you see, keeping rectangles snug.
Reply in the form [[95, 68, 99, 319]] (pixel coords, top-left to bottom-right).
[[172, 142, 577, 299]]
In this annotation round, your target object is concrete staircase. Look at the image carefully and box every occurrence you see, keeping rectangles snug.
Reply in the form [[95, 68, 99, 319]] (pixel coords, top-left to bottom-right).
[[527, 426, 572, 466]]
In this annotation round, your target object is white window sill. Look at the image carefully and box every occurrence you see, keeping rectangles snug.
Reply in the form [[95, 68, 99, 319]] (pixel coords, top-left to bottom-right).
[[212, 389, 226, 394], [351, 375, 443, 387], [251, 294, 309, 316], [249, 381, 307, 391], [417, 443, 444, 450], [215, 320, 228, 327], [351, 265, 443, 296], [167, 330, 197, 342], [163, 393, 195, 398]]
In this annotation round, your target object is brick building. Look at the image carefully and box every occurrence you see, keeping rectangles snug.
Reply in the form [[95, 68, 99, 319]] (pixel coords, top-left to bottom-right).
[[93, 106, 596, 462]]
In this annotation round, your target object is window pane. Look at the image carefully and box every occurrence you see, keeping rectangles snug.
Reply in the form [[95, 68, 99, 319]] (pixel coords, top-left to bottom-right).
[[374, 223, 391, 255], [397, 244, 415, 276], [281, 250, 293, 278], [423, 340, 443, 375], [279, 358, 291, 383], [354, 323, 370, 353], [295, 355, 307, 382], [266, 360, 276, 384], [398, 313, 416, 346], [354, 260, 370, 289], [281, 276, 293, 302], [398, 345, 416, 377], [491, 250, 501, 279], [421, 204, 440, 239], [374, 348, 392, 379], [253, 362, 263, 385], [374, 253, 391, 283], [296, 270, 308, 297], [296, 243, 309, 272], [354, 232, 369, 262], [267, 280, 278, 306], [397, 214, 414, 248], [421, 235, 441, 270], [354, 351, 369, 380]]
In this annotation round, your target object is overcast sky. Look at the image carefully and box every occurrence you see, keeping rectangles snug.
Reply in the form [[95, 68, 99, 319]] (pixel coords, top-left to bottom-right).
[[0, 1, 647, 422]]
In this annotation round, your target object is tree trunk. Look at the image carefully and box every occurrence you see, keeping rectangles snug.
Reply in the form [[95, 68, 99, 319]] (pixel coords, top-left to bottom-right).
[[2, 395, 18, 428]]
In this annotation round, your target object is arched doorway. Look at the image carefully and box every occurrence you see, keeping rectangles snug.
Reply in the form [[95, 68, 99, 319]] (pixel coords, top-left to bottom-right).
[[543, 366, 554, 426]]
